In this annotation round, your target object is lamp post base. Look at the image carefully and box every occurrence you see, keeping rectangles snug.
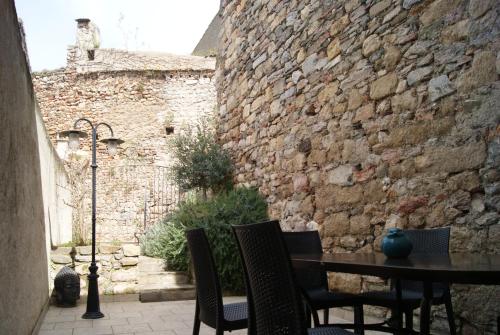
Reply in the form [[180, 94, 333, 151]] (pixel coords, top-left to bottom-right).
[[82, 311, 104, 319], [82, 264, 104, 319]]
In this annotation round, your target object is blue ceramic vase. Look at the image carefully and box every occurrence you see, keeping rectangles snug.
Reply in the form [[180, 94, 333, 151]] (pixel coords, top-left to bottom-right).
[[382, 228, 413, 258]]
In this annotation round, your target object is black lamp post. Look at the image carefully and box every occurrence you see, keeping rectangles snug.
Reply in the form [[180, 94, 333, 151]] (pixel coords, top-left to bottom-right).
[[60, 118, 123, 319]]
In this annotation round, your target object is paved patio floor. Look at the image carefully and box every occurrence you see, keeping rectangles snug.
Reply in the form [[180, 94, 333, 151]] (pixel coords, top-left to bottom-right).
[[39, 296, 383, 335]]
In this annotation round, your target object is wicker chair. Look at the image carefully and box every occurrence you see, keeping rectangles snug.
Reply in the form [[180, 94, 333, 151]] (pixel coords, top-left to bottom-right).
[[186, 228, 248, 335], [282, 231, 364, 329], [359, 227, 456, 334], [232, 220, 355, 335]]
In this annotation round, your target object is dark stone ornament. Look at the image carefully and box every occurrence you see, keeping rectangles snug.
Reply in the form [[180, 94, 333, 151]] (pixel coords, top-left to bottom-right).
[[54, 266, 80, 307]]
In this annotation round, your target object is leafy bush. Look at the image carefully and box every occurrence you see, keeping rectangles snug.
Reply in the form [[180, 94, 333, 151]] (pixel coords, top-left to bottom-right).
[[140, 219, 188, 271], [141, 187, 268, 292], [170, 120, 233, 196], [142, 118, 268, 292]]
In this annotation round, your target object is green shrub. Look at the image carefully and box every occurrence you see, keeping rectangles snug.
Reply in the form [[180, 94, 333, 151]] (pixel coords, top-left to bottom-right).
[[140, 219, 188, 271], [141, 187, 268, 292], [170, 120, 233, 197]]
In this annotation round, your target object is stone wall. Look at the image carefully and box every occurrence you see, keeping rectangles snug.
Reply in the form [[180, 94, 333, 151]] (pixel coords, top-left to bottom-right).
[[49, 244, 192, 302], [34, 69, 215, 165], [68, 47, 216, 73], [0, 1, 50, 333], [50, 244, 142, 296], [216, 0, 499, 333], [33, 42, 217, 242]]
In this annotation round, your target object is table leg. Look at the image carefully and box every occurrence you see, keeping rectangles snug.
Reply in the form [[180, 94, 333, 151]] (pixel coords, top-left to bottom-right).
[[420, 281, 433, 335], [395, 279, 403, 331]]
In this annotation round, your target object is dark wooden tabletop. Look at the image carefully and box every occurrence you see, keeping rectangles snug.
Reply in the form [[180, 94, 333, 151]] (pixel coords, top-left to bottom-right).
[[291, 253, 500, 285]]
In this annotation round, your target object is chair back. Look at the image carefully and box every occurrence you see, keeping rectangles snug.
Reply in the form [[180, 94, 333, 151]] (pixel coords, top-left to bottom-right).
[[186, 228, 223, 328], [233, 220, 308, 335], [400, 227, 451, 292], [282, 231, 327, 291], [404, 227, 450, 254]]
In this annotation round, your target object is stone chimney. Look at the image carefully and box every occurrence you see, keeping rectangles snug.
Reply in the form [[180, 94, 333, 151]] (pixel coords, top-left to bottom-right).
[[74, 18, 100, 61], [76, 18, 90, 28]]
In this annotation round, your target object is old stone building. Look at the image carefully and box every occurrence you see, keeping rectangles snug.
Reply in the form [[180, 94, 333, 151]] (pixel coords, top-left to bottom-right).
[[33, 19, 217, 243], [216, 0, 499, 333]]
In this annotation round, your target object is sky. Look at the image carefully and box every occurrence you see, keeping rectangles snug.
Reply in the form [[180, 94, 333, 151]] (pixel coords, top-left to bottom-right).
[[14, 0, 220, 71]]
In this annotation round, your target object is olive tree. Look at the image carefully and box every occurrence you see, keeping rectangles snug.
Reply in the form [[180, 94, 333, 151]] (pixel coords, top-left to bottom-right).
[[170, 120, 233, 198]]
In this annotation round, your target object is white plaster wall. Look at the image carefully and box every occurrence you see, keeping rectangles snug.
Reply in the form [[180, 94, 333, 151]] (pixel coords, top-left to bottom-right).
[[0, 1, 51, 332], [36, 104, 73, 249]]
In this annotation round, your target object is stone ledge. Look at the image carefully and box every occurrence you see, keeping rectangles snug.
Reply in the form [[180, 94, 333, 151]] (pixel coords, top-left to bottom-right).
[[139, 284, 196, 303]]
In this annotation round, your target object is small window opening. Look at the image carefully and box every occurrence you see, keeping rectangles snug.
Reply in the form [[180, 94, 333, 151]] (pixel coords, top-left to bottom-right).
[[165, 126, 175, 135], [87, 50, 95, 60]]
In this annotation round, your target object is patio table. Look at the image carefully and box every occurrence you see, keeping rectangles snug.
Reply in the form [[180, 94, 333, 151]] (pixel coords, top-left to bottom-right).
[[291, 252, 500, 334]]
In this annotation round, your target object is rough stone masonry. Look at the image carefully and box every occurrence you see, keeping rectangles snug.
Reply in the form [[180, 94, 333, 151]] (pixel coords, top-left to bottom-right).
[[33, 19, 217, 242], [216, 0, 500, 333]]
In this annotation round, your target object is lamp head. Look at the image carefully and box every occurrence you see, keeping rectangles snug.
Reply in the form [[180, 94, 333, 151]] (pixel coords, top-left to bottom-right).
[[59, 129, 87, 151], [100, 138, 124, 156]]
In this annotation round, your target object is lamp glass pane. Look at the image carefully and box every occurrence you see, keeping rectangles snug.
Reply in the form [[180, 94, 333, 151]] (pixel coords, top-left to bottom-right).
[[68, 132, 80, 150], [107, 140, 118, 156]]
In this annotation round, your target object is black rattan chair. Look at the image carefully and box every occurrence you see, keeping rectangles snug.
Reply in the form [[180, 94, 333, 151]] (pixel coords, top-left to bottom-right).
[[186, 228, 247, 335], [283, 231, 364, 328], [232, 220, 356, 335], [359, 227, 456, 334]]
